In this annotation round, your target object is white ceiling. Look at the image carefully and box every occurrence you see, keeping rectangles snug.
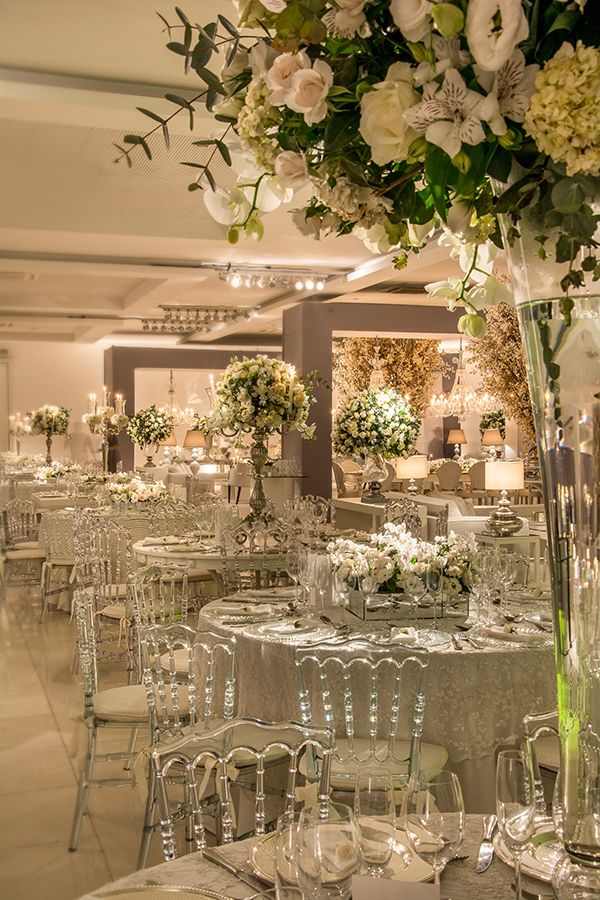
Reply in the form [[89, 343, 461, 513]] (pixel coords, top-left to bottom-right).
[[0, 0, 461, 346]]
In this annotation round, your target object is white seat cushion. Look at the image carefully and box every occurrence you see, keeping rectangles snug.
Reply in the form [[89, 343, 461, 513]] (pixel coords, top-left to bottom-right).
[[160, 649, 190, 674], [536, 735, 560, 772], [93, 683, 189, 723], [13, 541, 41, 550], [5, 548, 46, 560], [300, 738, 448, 788], [98, 603, 127, 620]]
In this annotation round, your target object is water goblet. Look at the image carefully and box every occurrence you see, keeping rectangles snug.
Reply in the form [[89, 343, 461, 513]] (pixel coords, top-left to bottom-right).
[[425, 565, 444, 631], [496, 750, 536, 900], [296, 802, 360, 900], [297, 548, 316, 611], [274, 810, 302, 900], [403, 769, 465, 885], [354, 773, 396, 877], [286, 548, 301, 607]]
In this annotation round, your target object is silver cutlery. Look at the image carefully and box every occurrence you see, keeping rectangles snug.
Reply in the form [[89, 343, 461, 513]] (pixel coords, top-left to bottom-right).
[[451, 634, 464, 651], [474, 814, 498, 873], [202, 848, 270, 892]]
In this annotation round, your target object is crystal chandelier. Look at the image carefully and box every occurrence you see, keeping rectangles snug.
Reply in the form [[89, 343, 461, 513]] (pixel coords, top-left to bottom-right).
[[159, 370, 196, 428], [142, 306, 253, 334], [428, 347, 497, 419], [369, 339, 386, 390]]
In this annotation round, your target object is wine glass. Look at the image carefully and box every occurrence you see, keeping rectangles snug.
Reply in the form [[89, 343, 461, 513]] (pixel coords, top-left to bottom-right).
[[403, 770, 465, 884], [313, 555, 329, 611], [332, 569, 350, 609], [286, 548, 301, 607], [354, 773, 396, 877], [425, 564, 443, 631], [296, 802, 360, 900], [496, 750, 536, 900], [297, 549, 316, 612], [274, 810, 302, 900]]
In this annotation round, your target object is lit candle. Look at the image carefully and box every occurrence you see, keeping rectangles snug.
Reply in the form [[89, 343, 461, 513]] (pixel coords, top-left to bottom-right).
[[115, 393, 123, 414], [102, 385, 108, 406], [88, 393, 96, 415]]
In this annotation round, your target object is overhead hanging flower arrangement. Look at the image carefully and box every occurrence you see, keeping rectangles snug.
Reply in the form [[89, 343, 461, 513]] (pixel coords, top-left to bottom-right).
[[127, 405, 173, 450], [120, 0, 600, 338], [332, 387, 420, 459]]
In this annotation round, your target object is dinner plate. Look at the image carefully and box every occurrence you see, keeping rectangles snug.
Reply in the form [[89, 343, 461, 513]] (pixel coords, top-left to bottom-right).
[[493, 827, 563, 883], [248, 830, 433, 884], [248, 619, 337, 643], [99, 888, 232, 900]]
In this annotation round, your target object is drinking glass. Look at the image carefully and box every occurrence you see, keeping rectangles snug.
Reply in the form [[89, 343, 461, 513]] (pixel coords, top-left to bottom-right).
[[275, 811, 301, 900], [313, 555, 329, 611], [403, 770, 465, 884], [298, 549, 316, 611], [354, 773, 396, 877], [296, 802, 360, 900], [332, 569, 350, 609], [496, 750, 536, 900], [425, 565, 443, 631], [286, 549, 301, 606]]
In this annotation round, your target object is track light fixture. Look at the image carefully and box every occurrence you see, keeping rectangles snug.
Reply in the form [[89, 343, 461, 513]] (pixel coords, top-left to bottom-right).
[[218, 265, 328, 291]]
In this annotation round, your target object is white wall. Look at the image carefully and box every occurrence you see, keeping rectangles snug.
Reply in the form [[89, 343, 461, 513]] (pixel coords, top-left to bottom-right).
[[4, 341, 105, 462]]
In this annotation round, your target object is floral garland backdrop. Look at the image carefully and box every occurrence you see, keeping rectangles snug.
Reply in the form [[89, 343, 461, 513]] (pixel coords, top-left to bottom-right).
[[30, 405, 70, 437], [120, 1, 600, 339], [207, 354, 316, 437], [127, 405, 173, 449], [332, 337, 446, 415], [332, 387, 420, 459]]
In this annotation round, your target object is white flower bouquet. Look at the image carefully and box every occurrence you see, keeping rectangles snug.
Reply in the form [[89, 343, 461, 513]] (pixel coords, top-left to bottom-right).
[[83, 408, 129, 438], [127, 406, 173, 450], [35, 461, 81, 482], [429, 456, 478, 475], [30, 405, 70, 437], [106, 473, 167, 504], [0, 451, 45, 469], [329, 522, 476, 595], [333, 388, 420, 460], [208, 355, 316, 437]]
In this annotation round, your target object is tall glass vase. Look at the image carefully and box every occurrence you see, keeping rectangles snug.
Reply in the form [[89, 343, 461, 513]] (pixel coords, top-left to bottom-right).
[[247, 429, 270, 522], [45, 435, 53, 465], [500, 200, 600, 893]]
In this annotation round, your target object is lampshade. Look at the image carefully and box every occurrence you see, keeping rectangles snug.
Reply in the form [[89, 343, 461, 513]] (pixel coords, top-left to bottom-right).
[[485, 459, 524, 491], [481, 428, 504, 447], [396, 454, 428, 480], [159, 431, 177, 447], [447, 428, 467, 445], [183, 429, 207, 449]]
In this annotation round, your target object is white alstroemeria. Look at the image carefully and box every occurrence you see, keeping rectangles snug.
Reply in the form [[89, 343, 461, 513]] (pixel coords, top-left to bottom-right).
[[323, 0, 371, 38], [259, 0, 287, 10], [465, 0, 529, 72], [243, 176, 293, 212], [404, 68, 486, 159], [203, 186, 251, 226], [389, 0, 433, 41], [414, 35, 471, 86], [266, 51, 310, 106], [476, 50, 539, 134], [287, 59, 334, 125], [426, 277, 465, 309], [274, 151, 308, 189], [467, 275, 513, 309]]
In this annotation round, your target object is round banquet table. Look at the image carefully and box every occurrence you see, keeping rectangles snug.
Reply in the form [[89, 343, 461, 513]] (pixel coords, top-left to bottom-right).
[[198, 599, 556, 815], [76, 814, 552, 899]]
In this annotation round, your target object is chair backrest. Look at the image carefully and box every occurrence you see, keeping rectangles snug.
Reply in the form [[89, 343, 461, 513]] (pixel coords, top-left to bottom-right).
[[150, 717, 332, 858], [130, 562, 190, 627], [148, 498, 199, 537], [332, 462, 347, 497], [110, 507, 152, 542], [523, 709, 559, 815], [13, 480, 50, 502], [295, 495, 331, 527], [468, 460, 486, 490], [87, 515, 133, 608], [39, 509, 75, 561], [295, 638, 429, 777], [385, 498, 422, 539], [434, 504, 449, 538], [74, 591, 100, 709], [219, 521, 291, 594], [5, 498, 39, 544], [436, 461, 461, 491], [139, 624, 237, 741]]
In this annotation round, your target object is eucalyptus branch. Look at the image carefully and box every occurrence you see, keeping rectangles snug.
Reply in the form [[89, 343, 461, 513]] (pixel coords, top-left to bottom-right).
[[113, 90, 210, 166]]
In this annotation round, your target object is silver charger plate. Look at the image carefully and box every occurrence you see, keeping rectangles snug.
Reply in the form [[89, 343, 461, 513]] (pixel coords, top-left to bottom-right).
[[97, 888, 233, 900]]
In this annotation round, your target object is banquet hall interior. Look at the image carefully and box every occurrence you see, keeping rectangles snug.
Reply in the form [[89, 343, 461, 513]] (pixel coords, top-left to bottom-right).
[[1, 0, 599, 898]]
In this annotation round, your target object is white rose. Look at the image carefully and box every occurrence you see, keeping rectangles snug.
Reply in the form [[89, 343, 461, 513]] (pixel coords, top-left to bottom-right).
[[465, 0, 529, 72], [389, 0, 433, 41], [266, 51, 310, 106], [274, 151, 308, 189], [287, 60, 333, 125], [359, 62, 419, 165]]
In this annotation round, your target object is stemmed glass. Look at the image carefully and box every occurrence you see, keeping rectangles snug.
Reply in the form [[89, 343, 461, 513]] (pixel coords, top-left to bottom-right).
[[354, 773, 396, 877], [496, 750, 536, 900], [332, 569, 350, 609], [274, 811, 302, 900], [297, 548, 315, 612], [313, 555, 329, 611], [403, 770, 465, 885], [286, 548, 301, 608], [296, 802, 360, 900], [425, 564, 444, 632]]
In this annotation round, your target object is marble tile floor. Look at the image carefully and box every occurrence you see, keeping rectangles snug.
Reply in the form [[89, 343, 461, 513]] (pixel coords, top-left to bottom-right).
[[0, 586, 164, 900]]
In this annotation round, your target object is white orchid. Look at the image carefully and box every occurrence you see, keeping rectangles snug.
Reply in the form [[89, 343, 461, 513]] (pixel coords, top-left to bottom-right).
[[476, 50, 539, 134], [204, 186, 251, 226], [243, 176, 293, 212], [404, 68, 486, 159], [426, 277, 466, 309], [465, 0, 529, 72], [467, 275, 513, 309], [414, 35, 471, 86]]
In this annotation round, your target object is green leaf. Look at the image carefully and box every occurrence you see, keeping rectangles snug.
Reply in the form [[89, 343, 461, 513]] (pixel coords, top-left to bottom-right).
[[188, 182, 203, 191], [551, 179, 584, 214], [191, 39, 213, 73], [113, 143, 133, 168], [487, 145, 512, 183], [197, 67, 226, 95], [166, 41, 189, 56], [215, 140, 232, 165], [197, 22, 219, 52], [205, 88, 219, 111], [204, 168, 217, 192], [547, 9, 579, 34], [156, 12, 172, 36], [217, 14, 239, 37], [161, 123, 170, 151], [123, 134, 152, 159], [555, 234, 575, 263], [324, 112, 359, 152], [164, 93, 196, 129], [136, 107, 165, 125], [192, 139, 217, 147], [424, 145, 451, 221], [181, 161, 206, 168]]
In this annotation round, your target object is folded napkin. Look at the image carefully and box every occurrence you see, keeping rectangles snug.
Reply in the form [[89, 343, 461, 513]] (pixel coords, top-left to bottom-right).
[[479, 624, 546, 644], [389, 626, 418, 643], [236, 587, 295, 601], [141, 536, 181, 546], [210, 602, 277, 618]]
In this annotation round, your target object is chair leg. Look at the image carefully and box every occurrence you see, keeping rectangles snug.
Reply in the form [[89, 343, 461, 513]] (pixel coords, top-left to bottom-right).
[[69, 720, 96, 851], [236, 487, 241, 504], [137, 764, 157, 870], [39, 563, 51, 624], [123, 726, 139, 772]]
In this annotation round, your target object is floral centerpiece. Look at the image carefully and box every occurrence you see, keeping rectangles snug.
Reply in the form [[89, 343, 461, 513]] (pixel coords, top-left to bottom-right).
[[106, 473, 167, 505], [0, 451, 45, 471], [30, 405, 70, 464], [479, 410, 506, 440], [83, 392, 129, 473], [207, 355, 317, 519], [34, 461, 81, 482], [333, 388, 419, 500], [127, 405, 173, 467], [429, 455, 478, 475]]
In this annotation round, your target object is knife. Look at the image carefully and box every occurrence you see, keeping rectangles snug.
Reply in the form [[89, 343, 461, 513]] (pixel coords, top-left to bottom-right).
[[474, 814, 498, 873], [202, 847, 271, 892]]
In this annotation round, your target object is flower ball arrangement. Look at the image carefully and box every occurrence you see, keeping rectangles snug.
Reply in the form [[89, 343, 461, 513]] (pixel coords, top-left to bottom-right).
[[30, 405, 70, 437], [333, 388, 420, 460], [127, 405, 173, 450], [209, 355, 316, 437]]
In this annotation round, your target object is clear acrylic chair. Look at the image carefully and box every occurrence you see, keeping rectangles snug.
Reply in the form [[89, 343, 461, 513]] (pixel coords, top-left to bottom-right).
[[523, 708, 560, 820], [385, 498, 423, 539], [219, 520, 291, 595], [295, 638, 447, 791], [39, 509, 76, 622], [150, 717, 333, 860], [137, 624, 237, 868], [148, 498, 199, 537], [130, 563, 191, 628], [1, 498, 46, 589]]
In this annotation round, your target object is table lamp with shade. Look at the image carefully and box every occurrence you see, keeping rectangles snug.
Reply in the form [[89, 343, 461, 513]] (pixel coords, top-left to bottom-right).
[[484, 459, 525, 535], [481, 428, 504, 461], [447, 428, 467, 460], [158, 431, 177, 462], [396, 454, 428, 495], [183, 429, 208, 474]]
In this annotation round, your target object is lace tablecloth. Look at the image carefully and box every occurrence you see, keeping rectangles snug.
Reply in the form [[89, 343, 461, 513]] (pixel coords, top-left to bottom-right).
[[77, 815, 551, 900]]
